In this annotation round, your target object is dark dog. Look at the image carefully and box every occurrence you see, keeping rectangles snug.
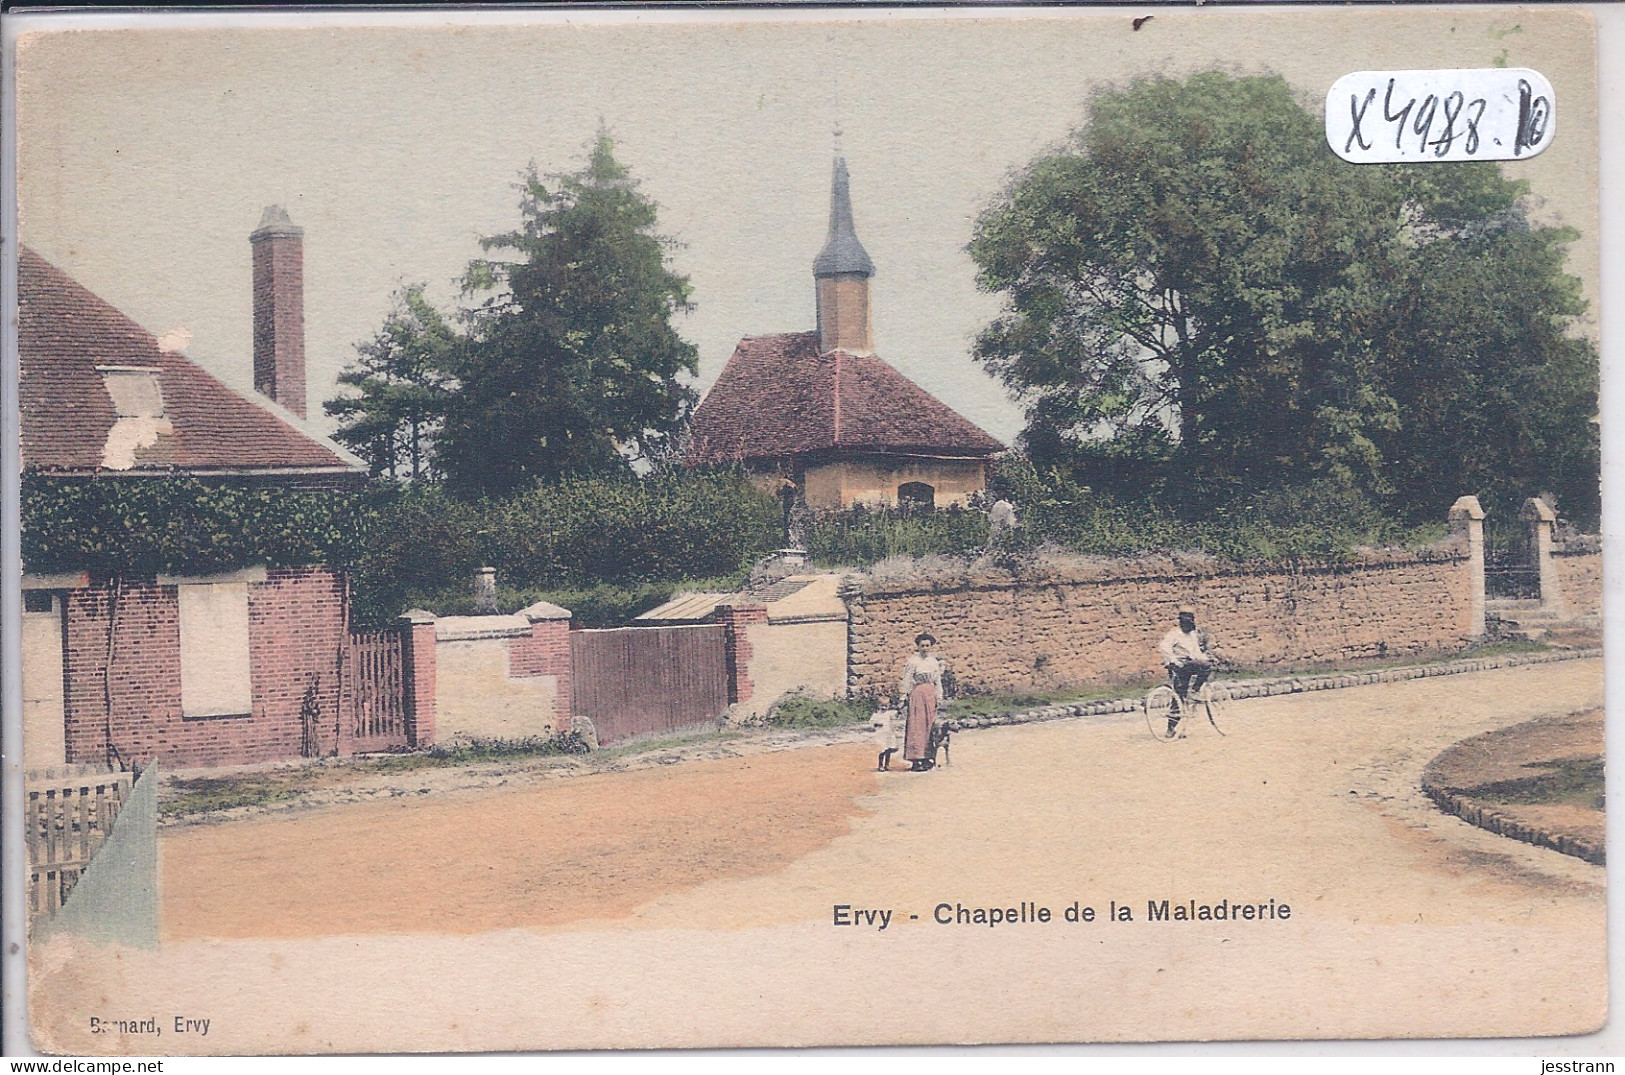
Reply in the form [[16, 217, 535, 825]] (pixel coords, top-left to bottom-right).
[[880, 721, 953, 772], [910, 722, 952, 771]]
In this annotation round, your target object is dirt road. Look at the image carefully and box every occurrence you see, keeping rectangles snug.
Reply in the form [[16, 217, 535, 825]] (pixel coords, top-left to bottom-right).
[[37, 658, 1605, 1052], [162, 743, 881, 938]]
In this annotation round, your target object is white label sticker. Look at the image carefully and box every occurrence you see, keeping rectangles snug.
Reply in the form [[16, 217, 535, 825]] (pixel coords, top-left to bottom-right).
[[1326, 68, 1554, 164]]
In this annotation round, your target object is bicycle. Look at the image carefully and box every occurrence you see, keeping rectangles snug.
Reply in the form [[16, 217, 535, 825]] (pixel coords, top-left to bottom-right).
[[1143, 679, 1227, 741]]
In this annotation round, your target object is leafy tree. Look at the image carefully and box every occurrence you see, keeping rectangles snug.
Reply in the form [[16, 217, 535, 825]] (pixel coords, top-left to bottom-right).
[[970, 71, 1598, 524], [437, 133, 699, 496], [325, 284, 456, 480], [1373, 164, 1599, 523]]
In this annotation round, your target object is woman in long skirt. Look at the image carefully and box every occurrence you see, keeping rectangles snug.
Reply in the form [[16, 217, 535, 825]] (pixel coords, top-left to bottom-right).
[[897, 632, 945, 772]]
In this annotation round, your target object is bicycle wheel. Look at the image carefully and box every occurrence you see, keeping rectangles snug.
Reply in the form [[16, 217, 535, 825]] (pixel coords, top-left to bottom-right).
[[1193, 686, 1227, 737], [1144, 685, 1182, 741]]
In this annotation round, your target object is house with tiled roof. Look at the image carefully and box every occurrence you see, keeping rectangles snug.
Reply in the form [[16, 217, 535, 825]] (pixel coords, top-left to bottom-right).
[[19, 239, 362, 485], [687, 159, 1002, 511], [16, 213, 418, 772]]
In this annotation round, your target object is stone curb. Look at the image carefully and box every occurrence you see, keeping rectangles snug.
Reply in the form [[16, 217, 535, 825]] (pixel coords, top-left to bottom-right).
[[1419, 782, 1604, 866], [942, 648, 1602, 733]]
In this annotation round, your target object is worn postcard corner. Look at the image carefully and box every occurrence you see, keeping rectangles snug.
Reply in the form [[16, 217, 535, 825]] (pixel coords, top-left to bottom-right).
[[8, 3, 1607, 1055]]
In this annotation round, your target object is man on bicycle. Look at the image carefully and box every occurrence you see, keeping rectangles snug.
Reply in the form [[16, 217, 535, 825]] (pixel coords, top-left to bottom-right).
[[1158, 605, 1213, 737]]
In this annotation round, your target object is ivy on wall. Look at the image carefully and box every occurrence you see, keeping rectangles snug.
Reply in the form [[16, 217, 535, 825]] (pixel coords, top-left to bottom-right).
[[21, 475, 356, 577]]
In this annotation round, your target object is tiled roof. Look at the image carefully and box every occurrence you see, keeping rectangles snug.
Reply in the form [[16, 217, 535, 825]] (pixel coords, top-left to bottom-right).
[[686, 332, 1003, 465], [18, 246, 364, 479]]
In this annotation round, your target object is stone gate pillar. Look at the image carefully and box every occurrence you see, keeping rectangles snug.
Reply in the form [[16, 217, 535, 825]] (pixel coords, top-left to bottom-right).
[[1448, 495, 1486, 639], [1520, 497, 1562, 614], [473, 567, 498, 613]]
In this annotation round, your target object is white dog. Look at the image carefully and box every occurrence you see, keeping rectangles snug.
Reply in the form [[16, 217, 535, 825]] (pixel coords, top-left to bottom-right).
[[872, 707, 901, 770]]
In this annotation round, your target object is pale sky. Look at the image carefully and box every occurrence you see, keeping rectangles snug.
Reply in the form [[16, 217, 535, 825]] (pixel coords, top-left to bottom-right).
[[14, 8, 1600, 447]]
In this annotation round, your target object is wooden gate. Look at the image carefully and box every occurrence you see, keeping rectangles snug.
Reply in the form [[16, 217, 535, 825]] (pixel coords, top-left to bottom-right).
[[571, 624, 729, 745], [341, 630, 409, 753]]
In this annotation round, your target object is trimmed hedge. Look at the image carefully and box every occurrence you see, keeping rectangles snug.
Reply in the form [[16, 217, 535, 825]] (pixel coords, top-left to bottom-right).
[[474, 469, 781, 584], [806, 505, 990, 566], [348, 469, 779, 626]]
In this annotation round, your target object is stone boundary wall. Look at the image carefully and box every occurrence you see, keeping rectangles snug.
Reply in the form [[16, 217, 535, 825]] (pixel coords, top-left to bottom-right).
[[846, 552, 1472, 697], [1551, 548, 1602, 619], [941, 648, 1599, 734]]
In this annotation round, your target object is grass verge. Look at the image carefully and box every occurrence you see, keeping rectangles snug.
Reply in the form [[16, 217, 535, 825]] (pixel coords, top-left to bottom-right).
[[944, 681, 1153, 719], [1461, 757, 1604, 811], [767, 695, 878, 729], [162, 733, 590, 820], [162, 640, 1567, 821], [940, 640, 1556, 720]]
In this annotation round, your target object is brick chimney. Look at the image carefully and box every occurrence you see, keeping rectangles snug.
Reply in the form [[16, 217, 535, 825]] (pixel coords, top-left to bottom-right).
[[813, 158, 875, 355], [250, 206, 306, 418]]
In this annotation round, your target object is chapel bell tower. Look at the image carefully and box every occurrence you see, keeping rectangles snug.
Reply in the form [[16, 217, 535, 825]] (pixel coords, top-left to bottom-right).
[[813, 158, 875, 355]]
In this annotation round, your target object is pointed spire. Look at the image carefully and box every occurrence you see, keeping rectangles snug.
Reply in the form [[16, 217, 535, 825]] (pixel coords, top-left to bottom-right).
[[813, 158, 875, 278]]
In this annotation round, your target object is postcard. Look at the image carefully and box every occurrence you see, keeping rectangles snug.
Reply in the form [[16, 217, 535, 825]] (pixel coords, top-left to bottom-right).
[[6, 4, 1609, 1053]]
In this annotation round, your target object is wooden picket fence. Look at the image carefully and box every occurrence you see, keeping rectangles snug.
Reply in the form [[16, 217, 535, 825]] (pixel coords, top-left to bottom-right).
[[26, 766, 133, 919]]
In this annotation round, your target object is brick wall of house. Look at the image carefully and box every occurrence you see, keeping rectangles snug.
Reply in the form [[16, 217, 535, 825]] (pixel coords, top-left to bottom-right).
[[845, 552, 1473, 698], [63, 567, 346, 768], [250, 568, 348, 758]]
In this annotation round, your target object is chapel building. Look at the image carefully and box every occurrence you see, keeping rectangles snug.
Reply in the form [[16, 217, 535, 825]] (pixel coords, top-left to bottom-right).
[[686, 158, 1002, 510]]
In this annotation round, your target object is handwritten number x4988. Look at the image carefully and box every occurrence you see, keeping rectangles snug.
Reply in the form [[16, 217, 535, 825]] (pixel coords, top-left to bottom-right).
[[1349, 78, 1487, 157]]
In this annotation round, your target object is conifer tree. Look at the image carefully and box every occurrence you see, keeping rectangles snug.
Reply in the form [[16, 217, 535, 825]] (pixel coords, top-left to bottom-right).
[[325, 283, 455, 480], [437, 133, 699, 496]]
